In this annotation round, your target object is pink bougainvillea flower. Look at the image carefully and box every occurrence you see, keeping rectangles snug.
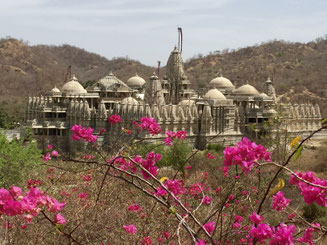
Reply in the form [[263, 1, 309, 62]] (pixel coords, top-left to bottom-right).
[[203, 221, 215, 235], [196, 239, 207, 245], [128, 203, 140, 212], [164, 130, 187, 146], [249, 212, 264, 224], [215, 187, 222, 194], [207, 153, 216, 159], [189, 182, 205, 197], [270, 223, 296, 245], [99, 128, 106, 135], [123, 224, 137, 234], [249, 223, 273, 243], [71, 125, 98, 143], [223, 137, 271, 175], [140, 117, 162, 135], [142, 236, 152, 245], [235, 215, 244, 223], [78, 192, 90, 200], [51, 150, 58, 157], [202, 196, 212, 205], [233, 222, 241, 229], [54, 213, 66, 224], [42, 152, 51, 162], [109, 115, 122, 124], [290, 171, 327, 206], [272, 191, 291, 211]]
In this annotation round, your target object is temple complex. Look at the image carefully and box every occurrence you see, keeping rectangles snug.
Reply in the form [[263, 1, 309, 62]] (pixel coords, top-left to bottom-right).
[[24, 45, 324, 151]]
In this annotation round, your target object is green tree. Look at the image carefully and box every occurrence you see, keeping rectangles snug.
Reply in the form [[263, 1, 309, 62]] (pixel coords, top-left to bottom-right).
[[0, 131, 42, 187]]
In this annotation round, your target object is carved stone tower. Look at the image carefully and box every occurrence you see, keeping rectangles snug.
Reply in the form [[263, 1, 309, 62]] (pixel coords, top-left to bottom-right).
[[265, 77, 277, 103], [144, 73, 165, 106], [166, 46, 187, 104]]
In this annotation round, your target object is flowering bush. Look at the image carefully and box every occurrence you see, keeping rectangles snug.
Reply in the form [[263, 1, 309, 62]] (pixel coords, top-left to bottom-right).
[[1, 116, 326, 244]]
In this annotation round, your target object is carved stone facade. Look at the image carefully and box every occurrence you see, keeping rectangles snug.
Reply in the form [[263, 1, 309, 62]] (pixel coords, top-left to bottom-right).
[[25, 47, 324, 152]]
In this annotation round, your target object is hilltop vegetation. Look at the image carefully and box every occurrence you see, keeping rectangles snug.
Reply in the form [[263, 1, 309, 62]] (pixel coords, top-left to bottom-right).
[[0, 36, 327, 118]]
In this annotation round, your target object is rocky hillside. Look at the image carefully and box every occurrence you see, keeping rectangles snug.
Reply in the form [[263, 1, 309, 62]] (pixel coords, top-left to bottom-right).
[[0, 38, 155, 117], [0, 37, 327, 118]]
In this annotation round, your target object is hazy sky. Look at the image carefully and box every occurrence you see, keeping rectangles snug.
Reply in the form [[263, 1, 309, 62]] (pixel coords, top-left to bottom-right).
[[0, 0, 326, 66]]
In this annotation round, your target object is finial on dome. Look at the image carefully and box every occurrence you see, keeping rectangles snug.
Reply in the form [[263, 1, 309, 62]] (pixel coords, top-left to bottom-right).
[[71, 74, 77, 81]]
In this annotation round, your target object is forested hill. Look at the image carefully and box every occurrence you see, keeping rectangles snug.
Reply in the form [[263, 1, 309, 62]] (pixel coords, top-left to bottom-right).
[[0, 36, 327, 117]]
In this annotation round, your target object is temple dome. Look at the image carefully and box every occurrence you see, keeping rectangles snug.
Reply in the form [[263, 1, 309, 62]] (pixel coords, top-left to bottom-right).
[[234, 84, 259, 95], [209, 76, 234, 88], [51, 86, 60, 93], [98, 71, 130, 90], [204, 88, 226, 100], [121, 97, 139, 105], [62, 75, 87, 94], [126, 73, 146, 88]]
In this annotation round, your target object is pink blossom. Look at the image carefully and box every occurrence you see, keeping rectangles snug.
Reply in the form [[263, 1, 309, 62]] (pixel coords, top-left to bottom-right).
[[216, 187, 222, 194], [189, 182, 205, 197], [78, 192, 90, 200], [51, 150, 58, 157], [164, 130, 187, 145], [186, 165, 192, 170], [272, 191, 291, 211], [138, 152, 160, 179], [9, 186, 22, 199], [109, 115, 122, 124], [250, 212, 264, 224], [165, 179, 185, 197], [54, 213, 66, 224], [142, 236, 152, 245], [249, 223, 273, 243], [270, 223, 296, 245], [47, 144, 53, 149], [136, 117, 161, 135], [156, 186, 168, 196], [297, 224, 320, 245], [235, 215, 244, 223], [42, 152, 51, 162], [163, 231, 171, 239], [99, 128, 106, 134], [203, 221, 215, 235], [84, 155, 95, 160], [71, 125, 98, 143], [128, 203, 140, 212], [207, 153, 216, 159], [290, 171, 327, 206], [223, 137, 271, 175], [196, 240, 207, 245], [202, 196, 212, 205], [123, 224, 137, 234], [233, 222, 241, 229], [46, 197, 66, 212]]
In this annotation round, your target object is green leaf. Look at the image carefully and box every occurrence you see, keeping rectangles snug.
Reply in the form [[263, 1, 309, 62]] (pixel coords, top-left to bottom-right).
[[55, 224, 64, 233], [168, 206, 177, 214], [293, 145, 303, 161], [321, 118, 327, 125]]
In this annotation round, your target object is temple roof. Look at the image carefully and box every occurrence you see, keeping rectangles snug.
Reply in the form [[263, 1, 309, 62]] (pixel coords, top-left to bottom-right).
[[62, 75, 87, 94], [204, 88, 226, 100]]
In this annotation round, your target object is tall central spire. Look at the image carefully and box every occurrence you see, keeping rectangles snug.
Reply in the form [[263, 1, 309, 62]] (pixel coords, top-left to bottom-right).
[[166, 46, 186, 104]]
